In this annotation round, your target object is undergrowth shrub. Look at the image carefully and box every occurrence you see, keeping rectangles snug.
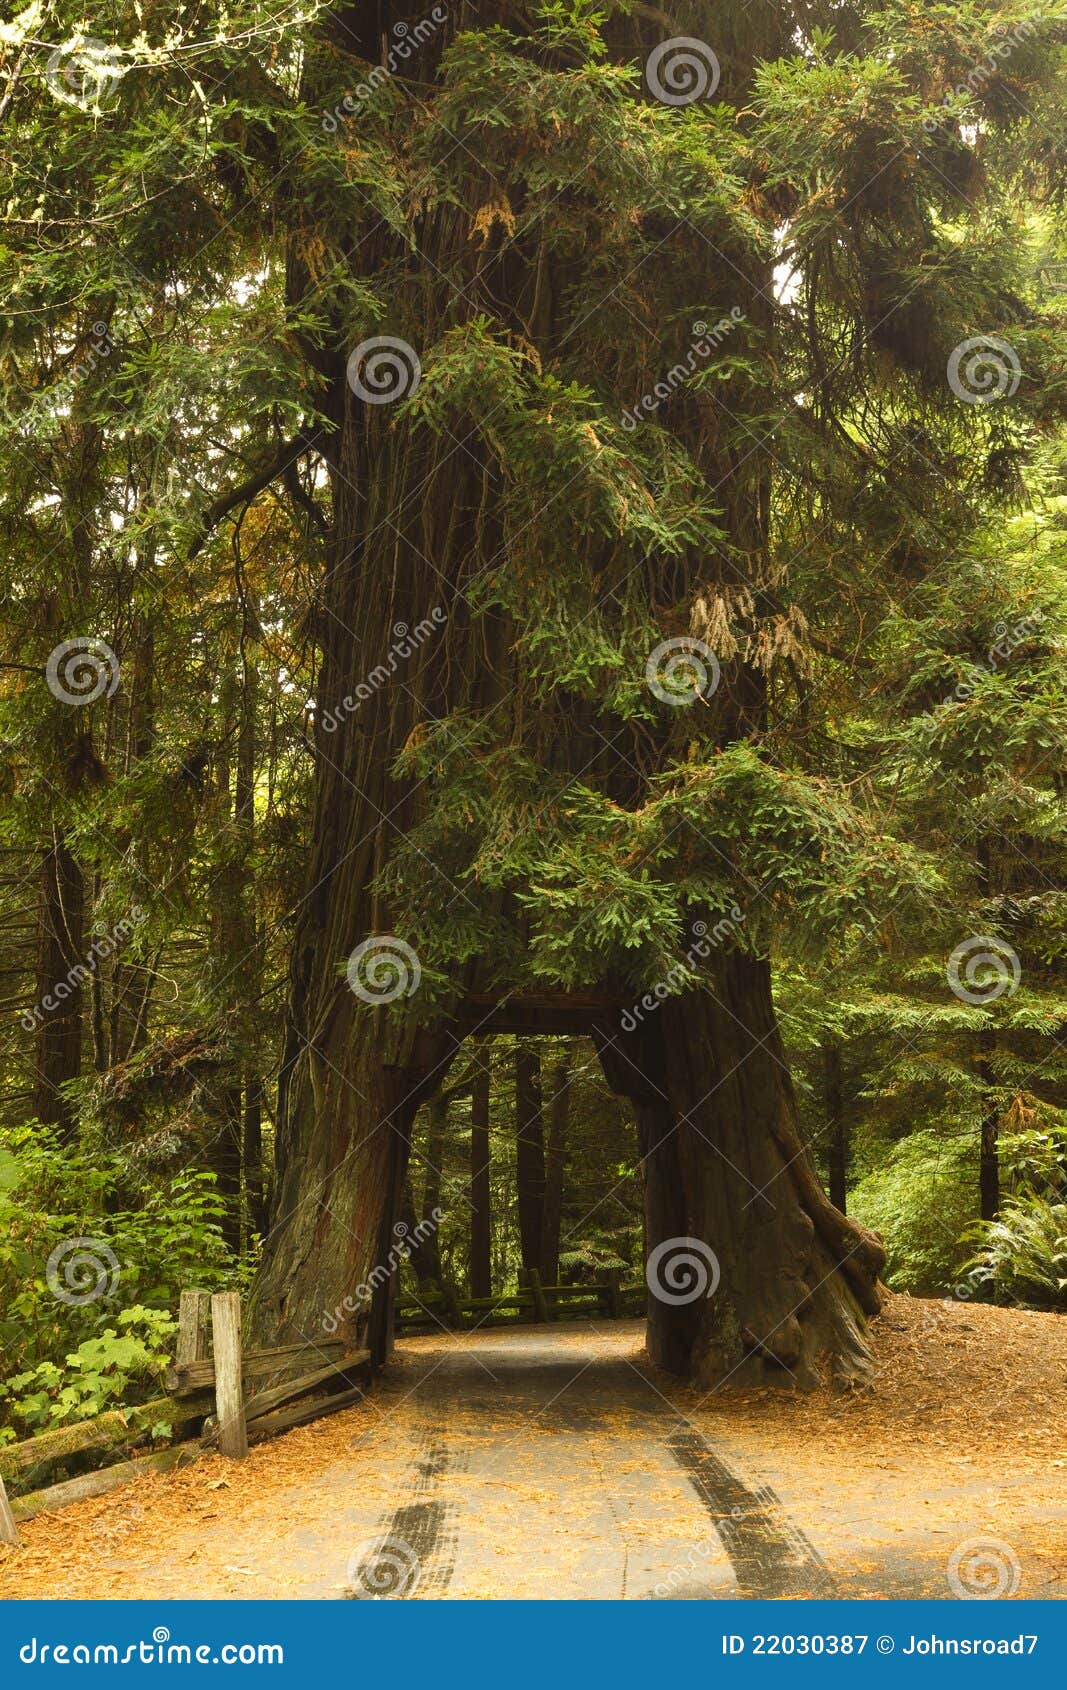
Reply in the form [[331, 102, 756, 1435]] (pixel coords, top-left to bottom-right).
[[0, 1125, 241, 1440]]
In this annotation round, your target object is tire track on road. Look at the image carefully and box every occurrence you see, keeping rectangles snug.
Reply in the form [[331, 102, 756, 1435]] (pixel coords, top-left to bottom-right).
[[345, 1431, 461, 1598], [667, 1427, 836, 1597]]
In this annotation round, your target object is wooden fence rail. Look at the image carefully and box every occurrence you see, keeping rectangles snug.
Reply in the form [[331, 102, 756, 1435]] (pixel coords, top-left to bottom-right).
[[0, 1273, 641, 1540], [0, 1290, 371, 1541], [395, 1269, 645, 1330]]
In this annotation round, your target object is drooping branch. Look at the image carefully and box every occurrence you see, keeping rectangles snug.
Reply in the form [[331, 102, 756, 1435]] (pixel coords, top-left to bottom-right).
[[188, 433, 322, 559]]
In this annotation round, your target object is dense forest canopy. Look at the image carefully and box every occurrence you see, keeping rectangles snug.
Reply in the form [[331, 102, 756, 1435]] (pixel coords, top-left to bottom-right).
[[0, 0, 1065, 1433]]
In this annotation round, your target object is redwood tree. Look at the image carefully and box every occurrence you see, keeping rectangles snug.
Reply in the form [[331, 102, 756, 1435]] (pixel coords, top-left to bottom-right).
[[250, 0, 1063, 1385], [2, 0, 1062, 1385]]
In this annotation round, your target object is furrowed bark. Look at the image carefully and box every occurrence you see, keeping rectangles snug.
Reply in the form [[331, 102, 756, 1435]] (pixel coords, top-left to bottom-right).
[[596, 957, 884, 1391], [33, 831, 85, 1140]]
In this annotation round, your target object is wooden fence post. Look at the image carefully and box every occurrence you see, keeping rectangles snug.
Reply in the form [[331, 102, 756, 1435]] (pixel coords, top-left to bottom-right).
[[210, 1292, 247, 1459], [0, 1473, 19, 1545], [441, 1281, 463, 1331], [177, 1290, 211, 1368], [604, 1269, 623, 1320], [527, 1268, 549, 1324]]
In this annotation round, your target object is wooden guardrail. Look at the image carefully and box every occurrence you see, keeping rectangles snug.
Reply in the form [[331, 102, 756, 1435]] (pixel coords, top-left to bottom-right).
[[395, 1269, 645, 1331], [0, 1274, 641, 1544], [0, 1290, 371, 1544]]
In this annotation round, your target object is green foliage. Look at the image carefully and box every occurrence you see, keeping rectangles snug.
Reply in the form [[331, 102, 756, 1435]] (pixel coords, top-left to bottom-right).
[[0, 0, 1066, 1385], [558, 1237, 632, 1279], [850, 1131, 979, 1293], [1, 1307, 177, 1438], [0, 1126, 239, 1436], [963, 1193, 1067, 1309]]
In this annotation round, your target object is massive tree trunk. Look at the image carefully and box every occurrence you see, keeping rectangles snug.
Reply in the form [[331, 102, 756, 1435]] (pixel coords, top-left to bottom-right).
[[596, 956, 884, 1390], [251, 1, 885, 1383], [255, 1006, 457, 1349]]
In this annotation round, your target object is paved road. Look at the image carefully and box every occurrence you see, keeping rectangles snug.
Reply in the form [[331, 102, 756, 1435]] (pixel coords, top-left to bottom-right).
[[47, 1320, 1060, 1601], [343, 1326, 839, 1599]]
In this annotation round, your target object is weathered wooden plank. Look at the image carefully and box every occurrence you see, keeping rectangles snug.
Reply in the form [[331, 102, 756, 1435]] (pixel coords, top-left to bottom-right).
[[211, 1292, 247, 1460], [176, 1290, 211, 1368], [235, 1353, 371, 1428], [437, 1294, 532, 1310], [166, 1339, 345, 1396], [11, 1443, 199, 1522], [246, 1386, 365, 1444], [0, 1473, 19, 1544], [0, 1394, 213, 1483]]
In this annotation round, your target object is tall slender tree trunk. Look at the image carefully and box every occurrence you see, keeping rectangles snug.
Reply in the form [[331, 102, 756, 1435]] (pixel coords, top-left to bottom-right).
[[243, 1074, 268, 1237], [514, 1042, 545, 1276], [415, 1093, 447, 1285], [978, 1045, 1001, 1223], [540, 1043, 571, 1284], [111, 615, 156, 1064], [206, 670, 245, 1249], [974, 840, 1001, 1221], [469, 1057, 492, 1299], [823, 1039, 848, 1214], [398, 1177, 440, 1287], [33, 832, 85, 1141]]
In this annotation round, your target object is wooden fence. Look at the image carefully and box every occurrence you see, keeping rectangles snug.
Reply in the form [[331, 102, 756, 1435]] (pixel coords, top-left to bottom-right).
[[0, 1273, 644, 1545], [395, 1269, 645, 1331], [0, 1290, 370, 1546]]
